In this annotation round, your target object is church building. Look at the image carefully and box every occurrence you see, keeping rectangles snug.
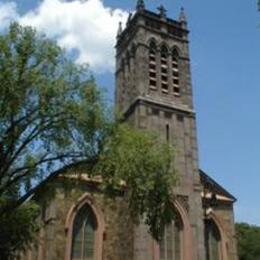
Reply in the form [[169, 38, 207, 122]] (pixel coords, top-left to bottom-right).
[[23, 1, 238, 259]]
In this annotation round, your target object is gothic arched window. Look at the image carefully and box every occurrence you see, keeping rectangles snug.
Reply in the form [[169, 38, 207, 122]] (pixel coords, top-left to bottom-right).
[[205, 219, 221, 260], [159, 213, 183, 260], [149, 40, 157, 89], [172, 49, 180, 95], [71, 204, 97, 260], [160, 45, 169, 93]]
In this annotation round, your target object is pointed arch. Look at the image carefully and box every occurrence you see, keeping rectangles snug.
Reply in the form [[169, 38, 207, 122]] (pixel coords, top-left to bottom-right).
[[159, 208, 183, 260], [205, 219, 221, 260], [173, 199, 193, 260], [160, 43, 169, 58], [148, 38, 157, 90], [148, 38, 157, 52], [153, 199, 193, 260], [160, 44, 169, 93], [171, 46, 181, 58], [65, 194, 105, 260], [205, 213, 229, 260], [171, 47, 181, 95]]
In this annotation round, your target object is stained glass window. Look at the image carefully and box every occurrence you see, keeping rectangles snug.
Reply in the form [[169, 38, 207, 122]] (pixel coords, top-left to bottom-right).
[[159, 215, 182, 260], [71, 204, 97, 260], [205, 219, 221, 260]]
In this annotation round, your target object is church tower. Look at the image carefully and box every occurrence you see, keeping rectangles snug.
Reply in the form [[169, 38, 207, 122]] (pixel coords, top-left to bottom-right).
[[116, 2, 206, 259]]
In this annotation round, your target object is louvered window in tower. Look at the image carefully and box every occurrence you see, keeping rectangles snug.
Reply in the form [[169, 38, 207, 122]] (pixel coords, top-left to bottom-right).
[[71, 204, 97, 260], [149, 41, 157, 89], [172, 50, 180, 95], [161, 46, 169, 93]]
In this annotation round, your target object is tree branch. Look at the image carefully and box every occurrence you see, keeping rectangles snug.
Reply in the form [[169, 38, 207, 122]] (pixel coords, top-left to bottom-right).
[[0, 112, 72, 177], [0, 152, 84, 195]]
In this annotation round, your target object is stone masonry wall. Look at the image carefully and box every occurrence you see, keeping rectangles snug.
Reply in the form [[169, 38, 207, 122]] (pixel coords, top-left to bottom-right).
[[24, 178, 134, 260]]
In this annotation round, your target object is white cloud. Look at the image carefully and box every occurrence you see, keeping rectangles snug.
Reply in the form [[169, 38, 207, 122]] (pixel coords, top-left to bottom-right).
[[0, 0, 129, 73], [0, 2, 19, 31]]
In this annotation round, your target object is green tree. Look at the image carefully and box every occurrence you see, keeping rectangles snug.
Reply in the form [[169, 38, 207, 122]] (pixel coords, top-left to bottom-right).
[[0, 23, 176, 258], [0, 22, 105, 259], [0, 201, 39, 259], [236, 222, 260, 260], [0, 23, 105, 199], [95, 123, 176, 239]]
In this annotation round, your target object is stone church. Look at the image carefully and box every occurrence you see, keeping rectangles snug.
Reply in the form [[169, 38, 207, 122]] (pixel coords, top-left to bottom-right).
[[23, 1, 238, 260]]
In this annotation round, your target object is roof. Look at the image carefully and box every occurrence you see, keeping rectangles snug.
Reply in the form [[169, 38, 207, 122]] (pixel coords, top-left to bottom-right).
[[15, 160, 94, 207], [200, 169, 237, 202]]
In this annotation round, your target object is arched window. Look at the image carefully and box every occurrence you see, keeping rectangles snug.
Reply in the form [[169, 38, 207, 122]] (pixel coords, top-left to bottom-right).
[[71, 204, 97, 260], [205, 219, 221, 260], [160, 45, 169, 93], [149, 40, 157, 89], [159, 212, 183, 260], [172, 49, 180, 95]]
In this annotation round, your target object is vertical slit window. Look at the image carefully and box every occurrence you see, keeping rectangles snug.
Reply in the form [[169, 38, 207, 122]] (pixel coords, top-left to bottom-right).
[[166, 124, 169, 142], [172, 49, 180, 96], [149, 41, 157, 90]]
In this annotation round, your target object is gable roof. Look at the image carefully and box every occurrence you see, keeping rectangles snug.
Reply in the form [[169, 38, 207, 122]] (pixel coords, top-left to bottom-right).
[[200, 169, 237, 202]]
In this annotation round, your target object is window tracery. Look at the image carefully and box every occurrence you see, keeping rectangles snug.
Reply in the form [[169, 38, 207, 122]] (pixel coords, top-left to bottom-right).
[[159, 211, 183, 260], [71, 204, 97, 260], [205, 219, 221, 260]]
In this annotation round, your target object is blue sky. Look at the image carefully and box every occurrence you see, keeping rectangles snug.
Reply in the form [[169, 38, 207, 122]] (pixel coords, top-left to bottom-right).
[[1, 0, 259, 225]]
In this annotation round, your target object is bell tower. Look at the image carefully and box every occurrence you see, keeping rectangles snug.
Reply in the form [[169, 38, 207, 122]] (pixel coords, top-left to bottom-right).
[[115, 2, 206, 259]]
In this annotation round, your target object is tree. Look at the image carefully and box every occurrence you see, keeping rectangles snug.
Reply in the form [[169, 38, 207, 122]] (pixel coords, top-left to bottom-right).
[[0, 22, 105, 198], [0, 22, 105, 258], [236, 222, 260, 260], [94, 123, 176, 239], [0, 23, 176, 258], [0, 201, 39, 259]]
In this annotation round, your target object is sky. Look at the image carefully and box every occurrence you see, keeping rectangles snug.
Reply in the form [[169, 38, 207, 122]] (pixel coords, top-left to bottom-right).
[[0, 0, 259, 225]]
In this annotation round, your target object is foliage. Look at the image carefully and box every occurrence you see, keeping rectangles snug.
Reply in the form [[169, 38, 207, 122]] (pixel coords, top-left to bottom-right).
[[0, 22, 177, 256], [0, 22, 105, 200], [95, 123, 176, 240], [0, 22, 105, 258], [236, 222, 260, 260], [0, 201, 39, 260]]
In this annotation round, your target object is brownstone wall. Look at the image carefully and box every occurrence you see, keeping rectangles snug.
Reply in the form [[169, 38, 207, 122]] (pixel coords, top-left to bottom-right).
[[212, 203, 238, 260], [24, 179, 134, 260]]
